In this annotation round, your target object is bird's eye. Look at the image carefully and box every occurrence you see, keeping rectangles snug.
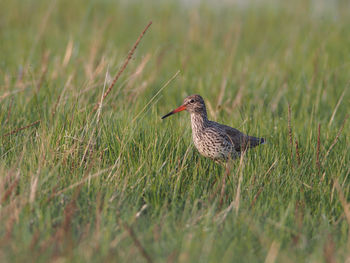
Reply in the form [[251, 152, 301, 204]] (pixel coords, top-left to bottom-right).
[[190, 99, 194, 103]]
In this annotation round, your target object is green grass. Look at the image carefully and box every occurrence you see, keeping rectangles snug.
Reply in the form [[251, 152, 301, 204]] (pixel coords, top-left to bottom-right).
[[0, 0, 349, 262]]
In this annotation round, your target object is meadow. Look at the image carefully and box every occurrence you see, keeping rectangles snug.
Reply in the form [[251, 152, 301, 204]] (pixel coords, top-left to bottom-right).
[[0, 0, 349, 262]]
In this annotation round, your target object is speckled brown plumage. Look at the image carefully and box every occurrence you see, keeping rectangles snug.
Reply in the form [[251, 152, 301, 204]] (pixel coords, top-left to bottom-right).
[[162, 94, 265, 161]]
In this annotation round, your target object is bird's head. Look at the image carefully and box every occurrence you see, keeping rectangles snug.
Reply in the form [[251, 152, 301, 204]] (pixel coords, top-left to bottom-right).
[[161, 94, 206, 119]]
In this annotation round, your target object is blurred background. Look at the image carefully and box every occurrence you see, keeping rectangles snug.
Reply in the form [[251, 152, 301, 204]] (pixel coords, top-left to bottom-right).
[[1, 0, 349, 120]]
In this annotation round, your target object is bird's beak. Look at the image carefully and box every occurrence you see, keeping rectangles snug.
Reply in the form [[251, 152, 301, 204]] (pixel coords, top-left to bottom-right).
[[161, 104, 186, 119]]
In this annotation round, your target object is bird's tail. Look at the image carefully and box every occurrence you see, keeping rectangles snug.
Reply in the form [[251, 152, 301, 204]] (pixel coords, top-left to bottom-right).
[[247, 136, 265, 148]]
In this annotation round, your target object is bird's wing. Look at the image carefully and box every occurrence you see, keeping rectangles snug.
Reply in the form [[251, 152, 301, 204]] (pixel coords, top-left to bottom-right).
[[223, 125, 263, 152], [221, 125, 245, 152]]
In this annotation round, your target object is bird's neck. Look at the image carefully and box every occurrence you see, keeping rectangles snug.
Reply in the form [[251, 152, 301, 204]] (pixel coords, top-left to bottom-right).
[[190, 112, 208, 133]]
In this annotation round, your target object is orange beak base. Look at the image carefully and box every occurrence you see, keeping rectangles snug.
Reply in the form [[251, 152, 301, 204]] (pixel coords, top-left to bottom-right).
[[161, 105, 186, 119]]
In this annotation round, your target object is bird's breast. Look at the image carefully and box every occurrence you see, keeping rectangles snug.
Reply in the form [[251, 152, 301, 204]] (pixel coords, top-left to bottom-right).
[[191, 128, 236, 160]]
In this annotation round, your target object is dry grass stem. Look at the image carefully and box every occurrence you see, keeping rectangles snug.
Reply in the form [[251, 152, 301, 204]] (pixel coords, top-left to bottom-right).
[[328, 88, 346, 127], [323, 115, 348, 165], [264, 241, 281, 263], [3, 120, 41, 137], [96, 65, 109, 123], [119, 219, 153, 263], [51, 75, 73, 117], [316, 123, 321, 173], [62, 38, 74, 67], [216, 76, 227, 115], [235, 151, 246, 213], [250, 187, 264, 208], [1, 177, 20, 204], [94, 21, 152, 111], [250, 160, 278, 208], [323, 234, 336, 263], [4, 97, 14, 125], [51, 167, 112, 197], [334, 179, 350, 227], [132, 70, 180, 122], [219, 163, 230, 208], [29, 175, 39, 204], [36, 50, 50, 91], [295, 140, 301, 166], [334, 179, 350, 253]]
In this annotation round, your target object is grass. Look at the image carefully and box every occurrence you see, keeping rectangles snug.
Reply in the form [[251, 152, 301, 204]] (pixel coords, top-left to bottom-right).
[[0, 0, 349, 262]]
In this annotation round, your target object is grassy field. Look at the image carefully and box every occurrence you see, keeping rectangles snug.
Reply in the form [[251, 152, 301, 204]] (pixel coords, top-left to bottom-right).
[[0, 0, 349, 262]]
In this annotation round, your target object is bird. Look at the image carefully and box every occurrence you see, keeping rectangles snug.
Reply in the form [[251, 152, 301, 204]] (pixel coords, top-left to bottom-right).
[[161, 94, 265, 162]]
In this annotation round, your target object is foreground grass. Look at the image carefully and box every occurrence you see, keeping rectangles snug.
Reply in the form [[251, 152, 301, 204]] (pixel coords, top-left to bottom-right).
[[0, 0, 349, 262]]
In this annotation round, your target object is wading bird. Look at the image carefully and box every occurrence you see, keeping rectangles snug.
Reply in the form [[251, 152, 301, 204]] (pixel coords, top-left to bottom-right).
[[161, 94, 265, 161]]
